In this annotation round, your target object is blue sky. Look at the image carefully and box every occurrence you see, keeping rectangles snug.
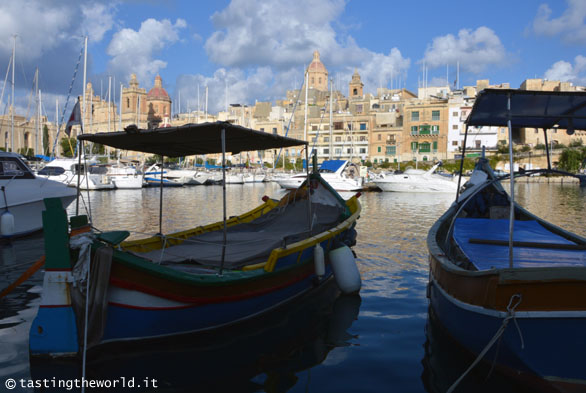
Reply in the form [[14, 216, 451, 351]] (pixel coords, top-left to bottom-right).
[[0, 0, 585, 123]]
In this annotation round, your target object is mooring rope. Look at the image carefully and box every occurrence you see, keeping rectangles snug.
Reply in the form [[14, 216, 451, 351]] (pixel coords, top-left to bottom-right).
[[446, 294, 524, 393]]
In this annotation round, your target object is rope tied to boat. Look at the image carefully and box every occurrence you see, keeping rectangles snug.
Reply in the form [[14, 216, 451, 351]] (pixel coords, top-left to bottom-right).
[[446, 293, 524, 393]]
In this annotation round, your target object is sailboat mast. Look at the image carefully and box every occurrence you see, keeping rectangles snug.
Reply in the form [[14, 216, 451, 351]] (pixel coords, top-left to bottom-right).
[[11, 35, 15, 152], [35, 68, 39, 155], [38, 89, 42, 155], [304, 69, 308, 142], [329, 78, 333, 160]]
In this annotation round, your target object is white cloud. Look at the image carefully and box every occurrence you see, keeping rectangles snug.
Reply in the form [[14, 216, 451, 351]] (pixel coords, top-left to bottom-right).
[[107, 18, 186, 85], [422, 27, 507, 73], [196, 0, 409, 108], [205, 0, 345, 70], [80, 2, 117, 42], [544, 55, 586, 85], [533, 0, 586, 44]]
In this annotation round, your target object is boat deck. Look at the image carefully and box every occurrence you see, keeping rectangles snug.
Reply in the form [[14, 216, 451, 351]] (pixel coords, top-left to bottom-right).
[[453, 218, 586, 270]]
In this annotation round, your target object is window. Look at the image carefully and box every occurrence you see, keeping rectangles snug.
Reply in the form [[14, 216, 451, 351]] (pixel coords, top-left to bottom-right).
[[272, 127, 277, 135], [452, 111, 458, 117], [359, 123, 367, 130], [260, 128, 265, 131], [386, 146, 396, 155], [126, 98, 130, 108], [319, 77, 322, 84], [419, 125, 431, 135], [452, 125, 459, 130], [411, 111, 419, 121], [433, 141, 438, 152], [347, 123, 353, 130], [411, 126, 418, 135], [335, 148, 342, 155], [324, 137, 330, 142], [359, 148, 366, 154], [334, 121, 343, 130], [377, 146, 381, 153], [311, 77, 315, 84], [419, 142, 431, 153], [311, 137, 317, 142], [356, 104, 363, 113], [432, 110, 440, 121], [347, 148, 353, 154], [312, 125, 318, 131], [475, 140, 481, 148], [353, 88, 358, 95], [378, 134, 381, 141], [347, 136, 352, 141], [452, 141, 458, 146], [360, 136, 366, 141], [335, 137, 342, 142], [374, 159, 378, 163], [411, 142, 418, 151], [431, 125, 439, 135], [323, 148, 329, 154]]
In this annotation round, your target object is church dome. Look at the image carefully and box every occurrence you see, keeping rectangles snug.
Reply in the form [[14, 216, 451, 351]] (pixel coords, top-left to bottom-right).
[[147, 75, 170, 101], [308, 51, 327, 73]]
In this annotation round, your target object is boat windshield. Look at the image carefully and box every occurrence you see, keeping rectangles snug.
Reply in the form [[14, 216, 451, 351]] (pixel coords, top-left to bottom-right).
[[38, 166, 66, 176], [0, 157, 35, 179]]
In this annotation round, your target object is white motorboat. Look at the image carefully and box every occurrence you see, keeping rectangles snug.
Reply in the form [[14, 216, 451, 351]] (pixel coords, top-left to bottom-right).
[[276, 160, 363, 192], [143, 164, 183, 187], [373, 162, 458, 193], [0, 152, 76, 238], [164, 168, 211, 185], [37, 157, 115, 190], [108, 164, 144, 189], [243, 171, 266, 183]]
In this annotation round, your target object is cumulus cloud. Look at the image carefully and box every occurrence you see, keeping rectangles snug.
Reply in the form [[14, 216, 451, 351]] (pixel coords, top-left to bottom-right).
[[422, 27, 507, 73], [544, 55, 586, 85], [107, 18, 186, 85], [533, 0, 586, 44], [81, 2, 117, 43], [197, 0, 409, 107]]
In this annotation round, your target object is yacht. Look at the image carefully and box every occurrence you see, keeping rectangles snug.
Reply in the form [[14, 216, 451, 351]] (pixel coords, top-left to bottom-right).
[[0, 152, 76, 238], [276, 160, 363, 192], [37, 157, 115, 190], [373, 161, 458, 192], [108, 164, 144, 189]]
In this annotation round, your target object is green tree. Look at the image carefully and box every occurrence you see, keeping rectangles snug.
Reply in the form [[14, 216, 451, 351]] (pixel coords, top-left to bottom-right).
[[558, 148, 584, 172], [60, 138, 76, 158], [42, 125, 50, 155]]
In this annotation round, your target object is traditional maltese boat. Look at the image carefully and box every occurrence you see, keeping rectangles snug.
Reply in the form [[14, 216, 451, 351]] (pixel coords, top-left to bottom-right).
[[427, 89, 586, 391], [29, 122, 361, 357]]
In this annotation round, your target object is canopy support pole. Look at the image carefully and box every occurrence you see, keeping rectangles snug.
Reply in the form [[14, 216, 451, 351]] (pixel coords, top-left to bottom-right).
[[455, 125, 469, 203], [159, 155, 164, 235], [507, 94, 515, 269], [219, 128, 227, 275], [306, 146, 311, 234], [75, 141, 82, 215], [543, 128, 552, 170]]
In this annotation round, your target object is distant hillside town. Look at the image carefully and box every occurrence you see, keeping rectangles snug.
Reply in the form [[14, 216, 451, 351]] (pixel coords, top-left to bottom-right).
[[2, 50, 586, 167]]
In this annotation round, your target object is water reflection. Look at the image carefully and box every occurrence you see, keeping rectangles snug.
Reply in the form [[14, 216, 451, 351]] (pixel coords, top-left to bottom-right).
[[30, 282, 361, 392], [422, 308, 537, 393]]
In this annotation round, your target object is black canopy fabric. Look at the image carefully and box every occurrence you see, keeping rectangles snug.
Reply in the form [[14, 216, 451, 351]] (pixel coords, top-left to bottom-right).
[[77, 121, 307, 157], [467, 89, 586, 131]]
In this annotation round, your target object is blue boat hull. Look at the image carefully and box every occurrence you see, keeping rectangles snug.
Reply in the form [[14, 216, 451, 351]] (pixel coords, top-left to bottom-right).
[[429, 277, 586, 387]]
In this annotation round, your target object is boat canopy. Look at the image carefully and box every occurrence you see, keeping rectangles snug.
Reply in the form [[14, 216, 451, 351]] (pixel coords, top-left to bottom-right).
[[467, 89, 586, 131], [319, 160, 346, 172], [77, 121, 307, 157]]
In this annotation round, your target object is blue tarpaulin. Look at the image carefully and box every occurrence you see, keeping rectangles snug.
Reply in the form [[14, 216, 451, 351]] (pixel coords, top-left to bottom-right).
[[319, 160, 345, 173], [453, 218, 586, 270]]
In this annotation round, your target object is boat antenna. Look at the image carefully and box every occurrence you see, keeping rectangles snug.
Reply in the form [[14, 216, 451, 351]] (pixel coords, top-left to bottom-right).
[[506, 93, 515, 268]]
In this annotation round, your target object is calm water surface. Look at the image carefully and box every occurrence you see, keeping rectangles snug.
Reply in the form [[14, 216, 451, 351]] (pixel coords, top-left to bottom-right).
[[1, 182, 585, 392]]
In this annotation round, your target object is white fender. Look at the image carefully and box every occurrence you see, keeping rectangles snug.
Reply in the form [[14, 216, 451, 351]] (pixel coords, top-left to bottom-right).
[[329, 245, 361, 294], [1, 210, 15, 237], [314, 244, 325, 278]]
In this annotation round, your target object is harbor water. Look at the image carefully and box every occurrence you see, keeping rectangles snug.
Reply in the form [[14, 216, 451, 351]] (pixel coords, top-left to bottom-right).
[[1, 182, 585, 392]]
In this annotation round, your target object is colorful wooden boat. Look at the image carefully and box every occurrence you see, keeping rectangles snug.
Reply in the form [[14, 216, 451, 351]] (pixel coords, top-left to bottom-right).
[[427, 89, 586, 391], [29, 122, 361, 357]]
